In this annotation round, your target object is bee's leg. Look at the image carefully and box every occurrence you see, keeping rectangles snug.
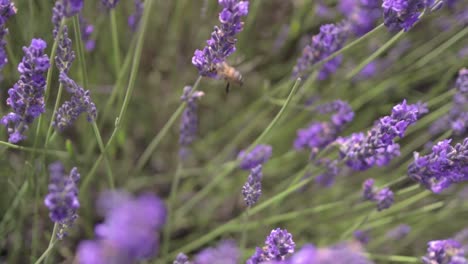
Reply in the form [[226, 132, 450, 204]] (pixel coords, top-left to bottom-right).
[[225, 82, 230, 94]]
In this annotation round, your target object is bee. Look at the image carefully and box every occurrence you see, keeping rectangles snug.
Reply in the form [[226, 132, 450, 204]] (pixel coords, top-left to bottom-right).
[[215, 62, 243, 93]]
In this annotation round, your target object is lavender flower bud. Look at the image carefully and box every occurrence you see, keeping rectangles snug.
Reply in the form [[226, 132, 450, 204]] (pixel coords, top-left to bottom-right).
[[101, 0, 120, 9], [375, 187, 394, 211], [292, 23, 348, 80], [386, 224, 411, 240], [353, 230, 370, 245], [362, 178, 376, 201], [0, 0, 15, 72], [194, 240, 239, 264], [382, 0, 426, 32], [55, 25, 75, 74], [238, 144, 273, 170], [44, 162, 80, 239], [1, 39, 50, 143], [179, 86, 205, 159], [192, 0, 249, 78], [174, 253, 191, 264], [79, 15, 96, 52], [339, 0, 381, 36], [247, 228, 295, 263], [242, 165, 263, 207], [408, 138, 468, 193], [315, 159, 340, 187], [52, 0, 83, 38], [128, 0, 143, 32], [422, 239, 467, 264]]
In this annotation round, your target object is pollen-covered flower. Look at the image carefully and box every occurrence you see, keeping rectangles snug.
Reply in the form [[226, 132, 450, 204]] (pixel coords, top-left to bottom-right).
[[408, 138, 468, 193], [0, 0, 16, 72], [128, 0, 143, 32], [1, 39, 50, 143], [292, 23, 348, 80], [242, 164, 263, 207], [337, 100, 427, 171], [44, 162, 80, 239], [55, 25, 75, 74], [194, 240, 240, 264], [238, 144, 273, 170], [192, 0, 249, 78], [430, 68, 468, 136], [362, 178, 394, 211], [422, 239, 467, 264], [53, 73, 97, 131], [247, 228, 296, 263], [179, 86, 205, 159], [339, 0, 381, 36], [382, 0, 426, 32], [77, 191, 167, 263]]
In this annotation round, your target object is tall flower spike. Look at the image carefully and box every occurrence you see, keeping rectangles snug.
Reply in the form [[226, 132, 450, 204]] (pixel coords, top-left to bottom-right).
[[337, 100, 427, 171], [247, 228, 295, 263], [55, 25, 75, 74], [362, 178, 394, 211], [0, 0, 16, 72], [408, 138, 468, 193], [238, 144, 272, 170], [44, 162, 80, 239], [179, 86, 205, 159], [292, 23, 348, 80], [128, 0, 144, 32], [1, 39, 50, 143], [53, 73, 97, 131], [52, 0, 84, 38], [194, 240, 240, 264], [422, 239, 467, 264], [192, 0, 249, 78], [430, 68, 468, 136], [382, 0, 426, 32], [242, 164, 263, 207], [339, 0, 381, 36], [77, 191, 167, 263]]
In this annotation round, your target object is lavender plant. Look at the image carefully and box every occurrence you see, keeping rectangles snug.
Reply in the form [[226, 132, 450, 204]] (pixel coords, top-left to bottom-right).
[[0, 0, 467, 264]]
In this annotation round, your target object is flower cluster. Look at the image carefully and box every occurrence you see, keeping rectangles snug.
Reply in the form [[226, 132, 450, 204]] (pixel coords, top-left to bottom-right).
[[179, 86, 205, 159], [247, 228, 296, 263], [0, 0, 16, 72], [337, 100, 427, 171], [55, 26, 75, 74], [52, 0, 84, 37], [362, 178, 394, 211], [53, 73, 97, 131], [408, 138, 468, 193], [238, 144, 272, 170], [77, 191, 167, 263], [430, 68, 468, 136], [292, 23, 348, 80], [242, 164, 263, 207], [382, 0, 426, 32], [294, 100, 354, 154], [128, 0, 143, 32], [422, 239, 467, 264], [79, 15, 96, 52], [339, 0, 381, 36], [1, 39, 50, 143], [192, 0, 249, 78], [44, 162, 80, 239]]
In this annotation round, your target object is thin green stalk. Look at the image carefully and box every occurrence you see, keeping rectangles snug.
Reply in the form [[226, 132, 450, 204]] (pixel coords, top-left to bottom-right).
[[346, 30, 405, 79], [135, 76, 202, 172], [45, 83, 64, 146], [91, 122, 115, 189], [34, 224, 58, 264], [110, 10, 121, 77], [364, 253, 420, 263], [73, 15, 89, 89], [0, 141, 68, 156], [0, 181, 28, 234], [161, 164, 183, 259], [239, 209, 249, 252]]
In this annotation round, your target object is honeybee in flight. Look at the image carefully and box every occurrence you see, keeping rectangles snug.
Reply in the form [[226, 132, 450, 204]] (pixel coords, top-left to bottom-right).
[[215, 62, 243, 93]]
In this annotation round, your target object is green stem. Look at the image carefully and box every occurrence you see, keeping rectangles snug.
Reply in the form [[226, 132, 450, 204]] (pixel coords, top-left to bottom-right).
[[73, 15, 89, 89], [364, 254, 419, 263], [240, 209, 249, 252], [0, 141, 68, 156], [346, 30, 405, 79], [135, 76, 202, 172], [35, 224, 58, 264], [45, 83, 64, 146], [110, 10, 121, 77], [91, 122, 115, 189]]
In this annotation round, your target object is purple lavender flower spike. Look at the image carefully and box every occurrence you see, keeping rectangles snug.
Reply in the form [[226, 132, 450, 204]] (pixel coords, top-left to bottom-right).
[[382, 0, 427, 32], [56, 25, 75, 74], [52, 0, 83, 38], [408, 138, 468, 193], [192, 0, 249, 78], [386, 224, 411, 240], [79, 15, 96, 52], [315, 159, 340, 187], [422, 239, 467, 264], [174, 253, 191, 264], [0, 0, 15, 72], [375, 187, 394, 211], [362, 178, 376, 201], [292, 23, 348, 80], [339, 0, 381, 36], [238, 144, 273, 170], [337, 100, 427, 171], [317, 100, 355, 128], [354, 230, 370, 245], [44, 162, 80, 239], [1, 39, 50, 143], [101, 0, 120, 9], [194, 240, 240, 264], [247, 228, 295, 263], [242, 164, 263, 207], [128, 0, 143, 32], [179, 86, 205, 159], [53, 73, 97, 131], [77, 191, 167, 263]]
